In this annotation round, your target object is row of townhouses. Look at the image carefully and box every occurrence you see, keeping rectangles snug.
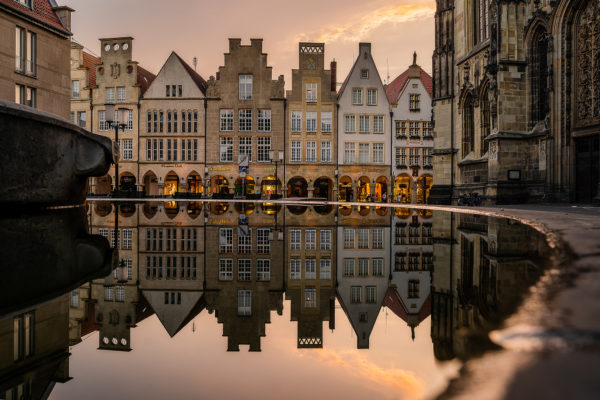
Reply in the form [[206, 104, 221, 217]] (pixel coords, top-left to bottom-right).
[[70, 38, 434, 204]]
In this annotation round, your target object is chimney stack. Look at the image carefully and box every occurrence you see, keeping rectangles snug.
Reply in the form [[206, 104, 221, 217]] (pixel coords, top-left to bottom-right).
[[330, 60, 337, 93]]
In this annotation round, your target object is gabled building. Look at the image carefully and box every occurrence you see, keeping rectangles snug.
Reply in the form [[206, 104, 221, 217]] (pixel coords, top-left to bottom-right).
[[205, 39, 285, 198], [386, 53, 434, 204], [70, 41, 99, 131], [285, 43, 337, 201], [142, 290, 204, 338], [0, 0, 73, 118], [139, 52, 207, 197], [337, 43, 391, 204]]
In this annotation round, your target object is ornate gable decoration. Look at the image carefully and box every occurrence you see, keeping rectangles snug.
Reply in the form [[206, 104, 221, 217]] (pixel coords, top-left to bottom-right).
[[576, 0, 600, 127]]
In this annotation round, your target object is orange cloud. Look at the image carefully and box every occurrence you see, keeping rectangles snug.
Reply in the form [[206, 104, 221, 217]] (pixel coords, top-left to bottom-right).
[[299, 1, 436, 43], [297, 349, 425, 399]]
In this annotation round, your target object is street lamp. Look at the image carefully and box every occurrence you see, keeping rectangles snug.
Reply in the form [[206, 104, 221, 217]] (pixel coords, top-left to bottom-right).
[[268, 150, 284, 198], [105, 103, 129, 193]]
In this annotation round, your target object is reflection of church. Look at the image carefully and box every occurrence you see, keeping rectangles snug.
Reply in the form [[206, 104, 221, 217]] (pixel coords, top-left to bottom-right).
[[431, 0, 600, 204]]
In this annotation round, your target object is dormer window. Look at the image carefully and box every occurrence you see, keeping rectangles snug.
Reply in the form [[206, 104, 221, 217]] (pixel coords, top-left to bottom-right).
[[360, 69, 369, 79], [14, 0, 32, 9]]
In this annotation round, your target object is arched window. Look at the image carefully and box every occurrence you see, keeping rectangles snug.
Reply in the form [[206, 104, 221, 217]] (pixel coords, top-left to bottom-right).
[[462, 93, 475, 156], [529, 28, 549, 129], [480, 83, 491, 155], [472, 0, 489, 46]]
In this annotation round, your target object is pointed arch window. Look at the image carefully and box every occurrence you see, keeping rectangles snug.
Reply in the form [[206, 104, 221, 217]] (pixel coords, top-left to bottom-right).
[[529, 29, 549, 129], [462, 93, 475, 156], [480, 84, 491, 155]]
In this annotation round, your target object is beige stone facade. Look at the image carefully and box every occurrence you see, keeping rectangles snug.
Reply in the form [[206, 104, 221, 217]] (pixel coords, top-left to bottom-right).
[[0, 0, 72, 119], [285, 43, 337, 201], [205, 39, 285, 198], [431, 0, 600, 204]]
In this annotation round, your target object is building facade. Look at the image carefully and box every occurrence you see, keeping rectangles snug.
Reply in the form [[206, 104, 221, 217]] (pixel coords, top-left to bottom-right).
[[387, 53, 434, 204], [285, 42, 337, 201], [205, 39, 285, 198], [0, 0, 73, 118], [431, 0, 600, 204], [337, 43, 392, 204], [139, 52, 207, 197]]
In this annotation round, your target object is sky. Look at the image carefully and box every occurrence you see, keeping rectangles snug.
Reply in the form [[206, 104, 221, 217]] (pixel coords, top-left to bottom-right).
[[65, 0, 435, 88]]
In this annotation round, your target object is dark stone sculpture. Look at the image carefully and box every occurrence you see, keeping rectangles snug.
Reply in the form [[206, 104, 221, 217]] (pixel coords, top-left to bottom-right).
[[0, 100, 113, 206]]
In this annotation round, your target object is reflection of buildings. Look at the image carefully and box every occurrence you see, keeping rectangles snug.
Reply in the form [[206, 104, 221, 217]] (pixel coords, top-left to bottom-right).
[[387, 209, 433, 339], [0, 295, 71, 399], [205, 39, 285, 198], [285, 210, 336, 348], [139, 52, 207, 197], [386, 53, 434, 204], [431, 212, 546, 360], [285, 42, 337, 201], [336, 223, 390, 349], [337, 43, 391, 204], [204, 205, 284, 351]]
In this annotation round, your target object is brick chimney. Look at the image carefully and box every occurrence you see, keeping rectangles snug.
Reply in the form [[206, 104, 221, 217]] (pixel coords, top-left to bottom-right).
[[53, 5, 74, 32], [330, 60, 337, 93]]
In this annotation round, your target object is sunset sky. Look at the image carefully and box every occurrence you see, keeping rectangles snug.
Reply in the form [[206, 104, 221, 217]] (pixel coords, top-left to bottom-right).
[[66, 0, 435, 87]]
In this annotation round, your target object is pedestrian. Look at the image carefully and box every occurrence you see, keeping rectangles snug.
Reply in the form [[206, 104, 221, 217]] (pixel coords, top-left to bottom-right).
[[382, 192, 387, 203]]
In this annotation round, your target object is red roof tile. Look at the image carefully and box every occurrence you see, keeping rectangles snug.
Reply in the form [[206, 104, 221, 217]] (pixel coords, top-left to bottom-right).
[[173, 52, 207, 94], [385, 66, 433, 104], [0, 0, 69, 33], [384, 287, 431, 326], [82, 50, 100, 88], [137, 65, 156, 95]]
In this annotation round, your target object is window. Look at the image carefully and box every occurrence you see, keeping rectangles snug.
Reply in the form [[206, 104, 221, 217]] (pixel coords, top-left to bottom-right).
[[167, 139, 178, 161], [290, 229, 301, 250], [320, 230, 331, 250], [178, 85, 182, 97], [395, 121, 405, 137], [373, 115, 384, 133], [408, 280, 419, 298], [358, 229, 369, 249], [219, 259, 233, 280], [306, 111, 317, 132], [180, 139, 197, 162], [116, 286, 125, 302], [257, 228, 270, 253], [70, 290, 79, 307], [258, 109, 271, 132], [344, 142, 356, 163], [409, 148, 420, 166], [320, 258, 331, 279], [15, 26, 25, 72], [181, 111, 186, 133], [352, 89, 363, 105], [238, 290, 252, 316], [306, 82, 318, 102], [166, 85, 170, 97], [358, 258, 369, 276], [220, 109, 234, 131], [257, 137, 271, 162], [193, 111, 198, 132], [344, 115, 356, 133], [306, 141, 316, 162], [343, 259, 355, 276], [239, 75, 253, 100], [291, 111, 302, 132], [146, 139, 163, 161], [110, 229, 120, 248], [321, 141, 331, 162], [173, 112, 178, 132], [72, 80, 80, 98], [122, 229, 132, 249], [117, 87, 125, 103], [238, 229, 252, 253], [15, 84, 35, 108], [396, 148, 407, 166], [423, 148, 433, 166], [106, 87, 115, 103], [220, 137, 233, 162], [290, 259, 301, 279], [238, 259, 251, 281], [122, 139, 132, 160], [219, 228, 233, 252], [257, 259, 270, 281], [305, 229, 316, 249], [321, 111, 332, 132], [359, 115, 370, 133], [105, 286, 113, 301], [344, 228, 355, 248], [13, 312, 34, 360], [360, 69, 369, 79], [124, 258, 133, 280], [305, 258, 316, 279], [239, 109, 252, 131], [77, 111, 86, 128], [239, 137, 252, 162], [372, 258, 384, 276], [291, 140, 301, 162], [409, 121, 420, 138], [473, 0, 490, 45], [366, 286, 376, 303], [171, 85, 176, 97], [409, 94, 420, 111], [15, 29, 35, 76], [372, 228, 383, 249], [70, 112, 74, 123], [372, 143, 384, 163], [359, 143, 370, 163], [367, 89, 377, 105], [305, 288, 317, 308], [351, 286, 362, 303]]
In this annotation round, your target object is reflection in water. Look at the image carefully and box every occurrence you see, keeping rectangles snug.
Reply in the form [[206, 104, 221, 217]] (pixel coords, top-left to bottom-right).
[[0, 202, 551, 399]]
